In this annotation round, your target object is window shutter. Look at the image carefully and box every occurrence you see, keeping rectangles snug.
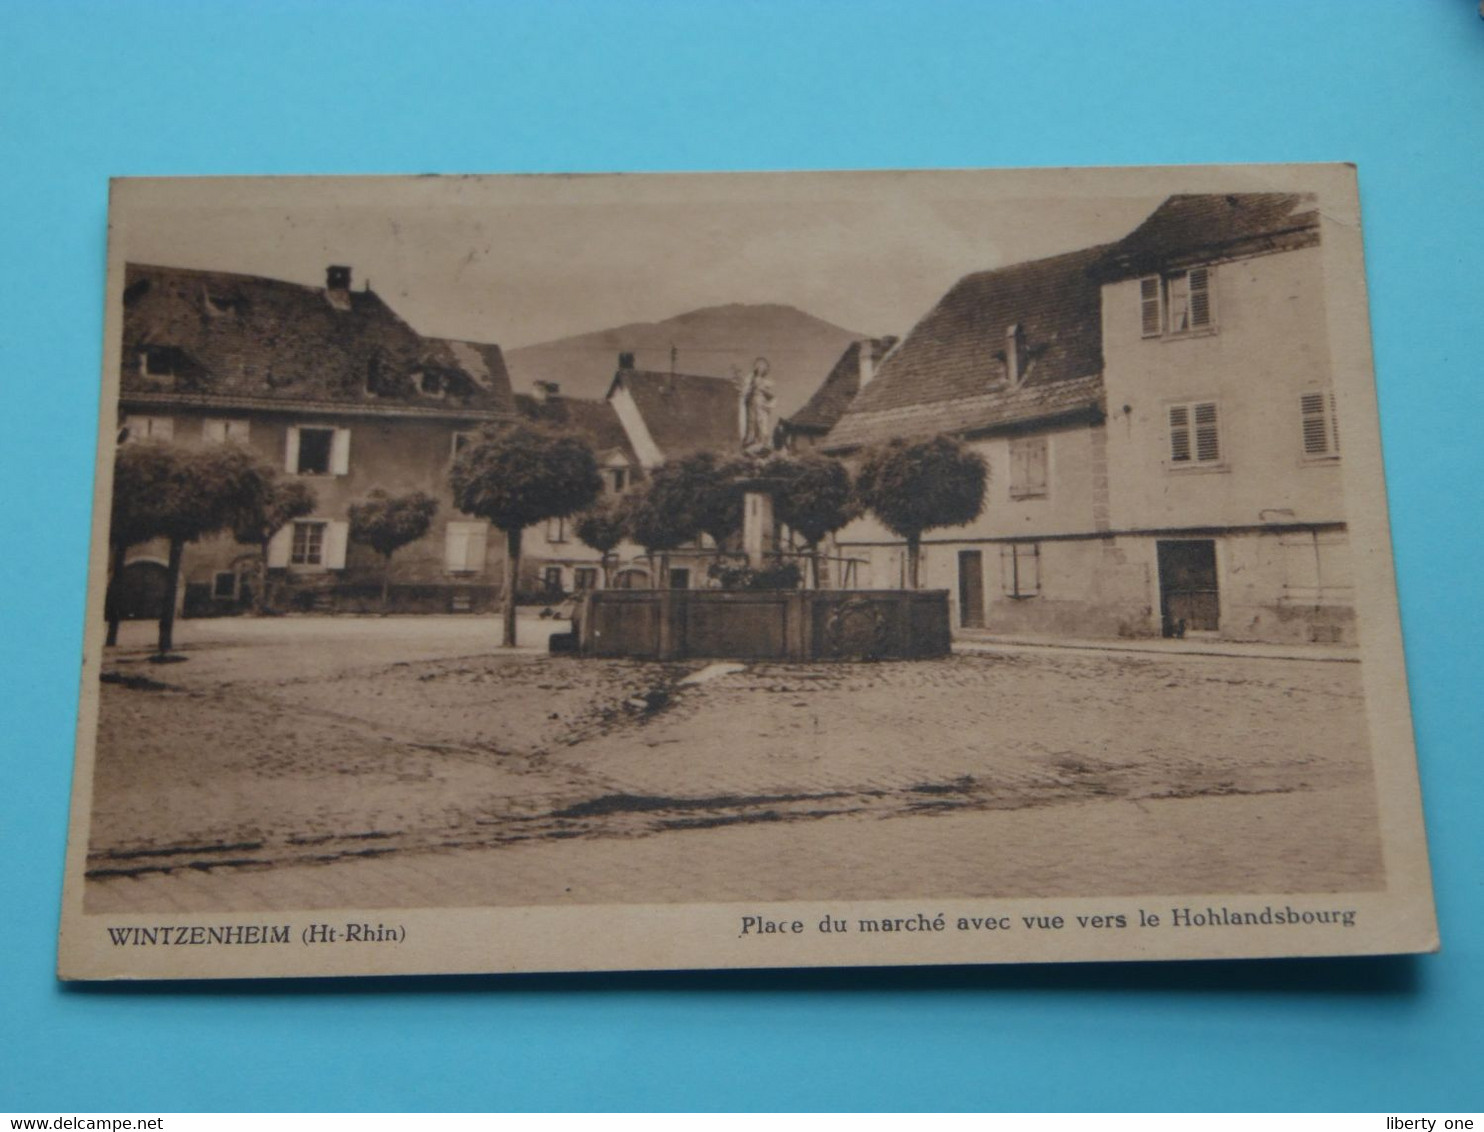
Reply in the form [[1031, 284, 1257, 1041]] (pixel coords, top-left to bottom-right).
[[266, 525, 292, 568], [1168, 405, 1192, 462], [445, 524, 470, 572], [1140, 277, 1162, 337], [1329, 393, 1340, 453], [1300, 392, 1330, 456], [1000, 544, 1015, 595], [1018, 544, 1041, 595], [323, 521, 349, 569], [203, 419, 227, 444], [1194, 402, 1220, 463], [227, 419, 250, 443], [466, 524, 488, 572], [285, 427, 300, 473], [1188, 267, 1213, 328], [1028, 439, 1048, 495], [331, 428, 352, 476], [151, 417, 173, 441]]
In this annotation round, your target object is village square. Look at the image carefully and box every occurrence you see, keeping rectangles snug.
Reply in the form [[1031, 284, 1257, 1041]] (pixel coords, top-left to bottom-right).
[[87, 186, 1380, 912]]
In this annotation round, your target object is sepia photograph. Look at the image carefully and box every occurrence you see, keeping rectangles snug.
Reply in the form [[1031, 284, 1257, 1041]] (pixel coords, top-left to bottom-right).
[[58, 165, 1435, 979]]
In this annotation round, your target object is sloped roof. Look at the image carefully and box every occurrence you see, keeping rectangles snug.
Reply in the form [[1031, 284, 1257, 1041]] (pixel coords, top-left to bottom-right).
[[823, 246, 1107, 451], [1098, 192, 1319, 279], [610, 369, 741, 461], [515, 393, 638, 465], [120, 263, 514, 416], [787, 337, 898, 434]]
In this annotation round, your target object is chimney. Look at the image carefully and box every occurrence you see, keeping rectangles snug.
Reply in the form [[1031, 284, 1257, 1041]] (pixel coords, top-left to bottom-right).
[[1005, 324, 1027, 385], [857, 335, 898, 389], [325, 265, 352, 311], [617, 351, 635, 371], [533, 380, 561, 403]]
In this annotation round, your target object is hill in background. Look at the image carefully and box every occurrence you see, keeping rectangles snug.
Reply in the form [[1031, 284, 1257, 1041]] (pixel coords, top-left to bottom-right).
[[504, 303, 871, 416]]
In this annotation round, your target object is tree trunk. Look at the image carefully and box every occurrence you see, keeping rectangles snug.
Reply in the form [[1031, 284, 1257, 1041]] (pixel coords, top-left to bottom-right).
[[157, 538, 185, 655], [600, 552, 614, 590], [659, 552, 670, 589], [380, 555, 392, 613], [905, 534, 921, 590], [808, 542, 821, 590], [105, 542, 124, 646], [501, 526, 521, 648]]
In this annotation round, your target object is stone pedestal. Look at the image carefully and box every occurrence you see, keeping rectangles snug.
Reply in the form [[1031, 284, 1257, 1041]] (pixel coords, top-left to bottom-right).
[[742, 489, 776, 566]]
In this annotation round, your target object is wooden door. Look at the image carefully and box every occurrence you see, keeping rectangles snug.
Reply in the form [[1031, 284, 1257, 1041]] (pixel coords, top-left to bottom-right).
[[958, 550, 985, 628], [1157, 540, 1219, 635]]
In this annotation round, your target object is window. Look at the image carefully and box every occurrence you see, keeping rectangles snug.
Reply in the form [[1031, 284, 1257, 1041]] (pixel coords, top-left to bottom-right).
[[139, 346, 178, 382], [212, 571, 238, 600], [444, 521, 488, 574], [609, 468, 627, 493], [1009, 436, 1048, 499], [574, 566, 599, 591], [290, 521, 327, 566], [418, 371, 445, 398], [1300, 391, 1340, 459], [451, 431, 477, 460], [1168, 401, 1221, 466], [203, 418, 250, 444], [543, 566, 564, 594], [120, 415, 173, 443], [1000, 543, 1040, 598], [287, 426, 349, 476], [546, 516, 568, 543], [1140, 267, 1216, 338], [1281, 531, 1353, 605]]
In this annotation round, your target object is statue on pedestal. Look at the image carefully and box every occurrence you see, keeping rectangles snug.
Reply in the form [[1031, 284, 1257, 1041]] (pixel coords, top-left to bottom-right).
[[740, 357, 777, 456]]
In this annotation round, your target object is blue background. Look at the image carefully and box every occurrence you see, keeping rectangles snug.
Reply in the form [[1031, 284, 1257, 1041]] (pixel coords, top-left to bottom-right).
[[2, 0, 1481, 1112]]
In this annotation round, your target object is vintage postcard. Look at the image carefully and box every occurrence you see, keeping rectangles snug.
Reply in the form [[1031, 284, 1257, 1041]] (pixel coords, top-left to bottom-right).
[[59, 165, 1437, 979]]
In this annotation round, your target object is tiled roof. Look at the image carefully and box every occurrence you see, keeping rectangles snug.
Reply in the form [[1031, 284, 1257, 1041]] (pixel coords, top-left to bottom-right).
[[611, 369, 741, 461], [822, 246, 1107, 451], [119, 263, 515, 415], [1098, 192, 1319, 279], [787, 337, 898, 434], [515, 393, 638, 465]]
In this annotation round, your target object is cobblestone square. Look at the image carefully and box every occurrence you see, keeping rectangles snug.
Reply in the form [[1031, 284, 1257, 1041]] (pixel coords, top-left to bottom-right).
[[85, 615, 1382, 913]]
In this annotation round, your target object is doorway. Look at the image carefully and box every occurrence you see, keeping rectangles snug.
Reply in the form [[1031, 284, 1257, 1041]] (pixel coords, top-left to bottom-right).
[[1156, 539, 1219, 636], [957, 550, 985, 628]]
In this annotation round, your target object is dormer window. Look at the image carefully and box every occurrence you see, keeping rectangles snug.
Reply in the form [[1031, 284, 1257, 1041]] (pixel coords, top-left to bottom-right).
[[1141, 267, 1216, 338], [418, 371, 446, 398], [139, 346, 177, 384]]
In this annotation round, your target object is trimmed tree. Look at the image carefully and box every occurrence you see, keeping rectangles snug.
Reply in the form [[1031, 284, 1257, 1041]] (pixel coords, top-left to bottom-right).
[[347, 489, 439, 611], [854, 435, 988, 589], [231, 475, 317, 616], [621, 467, 704, 587], [107, 440, 274, 655], [574, 498, 627, 588], [767, 454, 857, 589], [674, 452, 748, 550], [450, 423, 602, 647]]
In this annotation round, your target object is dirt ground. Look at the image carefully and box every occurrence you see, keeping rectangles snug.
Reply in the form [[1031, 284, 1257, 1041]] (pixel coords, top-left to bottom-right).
[[83, 615, 1384, 913]]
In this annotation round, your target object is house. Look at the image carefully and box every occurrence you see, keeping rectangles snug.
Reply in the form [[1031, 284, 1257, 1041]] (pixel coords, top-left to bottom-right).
[[780, 336, 898, 453], [114, 262, 518, 616], [605, 354, 742, 470], [822, 193, 1350, 645]]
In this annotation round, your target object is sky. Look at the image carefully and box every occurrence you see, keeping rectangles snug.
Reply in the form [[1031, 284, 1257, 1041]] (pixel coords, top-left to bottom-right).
[[114, 171, 1173, 348]]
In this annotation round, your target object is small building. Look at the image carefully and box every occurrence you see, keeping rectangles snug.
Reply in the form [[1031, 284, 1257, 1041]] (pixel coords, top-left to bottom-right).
[[114, 263, 518, 616], [822, 193, 1351, 646]]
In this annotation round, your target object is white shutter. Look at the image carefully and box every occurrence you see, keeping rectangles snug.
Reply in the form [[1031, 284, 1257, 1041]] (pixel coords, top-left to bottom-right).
[[465, 524, 488, 572], [323, 521, 349, 569], [1017, 543, 1041, 595], [331, 428, 351, 476], [1188, 267, 1214, 329], [445, 524, 470, 572], [1027, 439, 1047, 495], [1301, 392, 1339, 457], [1000, 544, 1015, 594], [203, 419, 227, 444], [285, 426, 301, 473], [266, 525, 293, 568], [1140, 276, 1162, 337], [227, 419, 250, 443]]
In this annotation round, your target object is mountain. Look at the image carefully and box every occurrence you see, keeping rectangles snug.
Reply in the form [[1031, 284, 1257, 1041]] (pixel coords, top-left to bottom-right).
[[504, 303, 870, 416]]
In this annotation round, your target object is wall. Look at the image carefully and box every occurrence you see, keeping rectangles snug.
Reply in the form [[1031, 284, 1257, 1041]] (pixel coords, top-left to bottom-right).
[[1100, 244, 1348, 533]]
